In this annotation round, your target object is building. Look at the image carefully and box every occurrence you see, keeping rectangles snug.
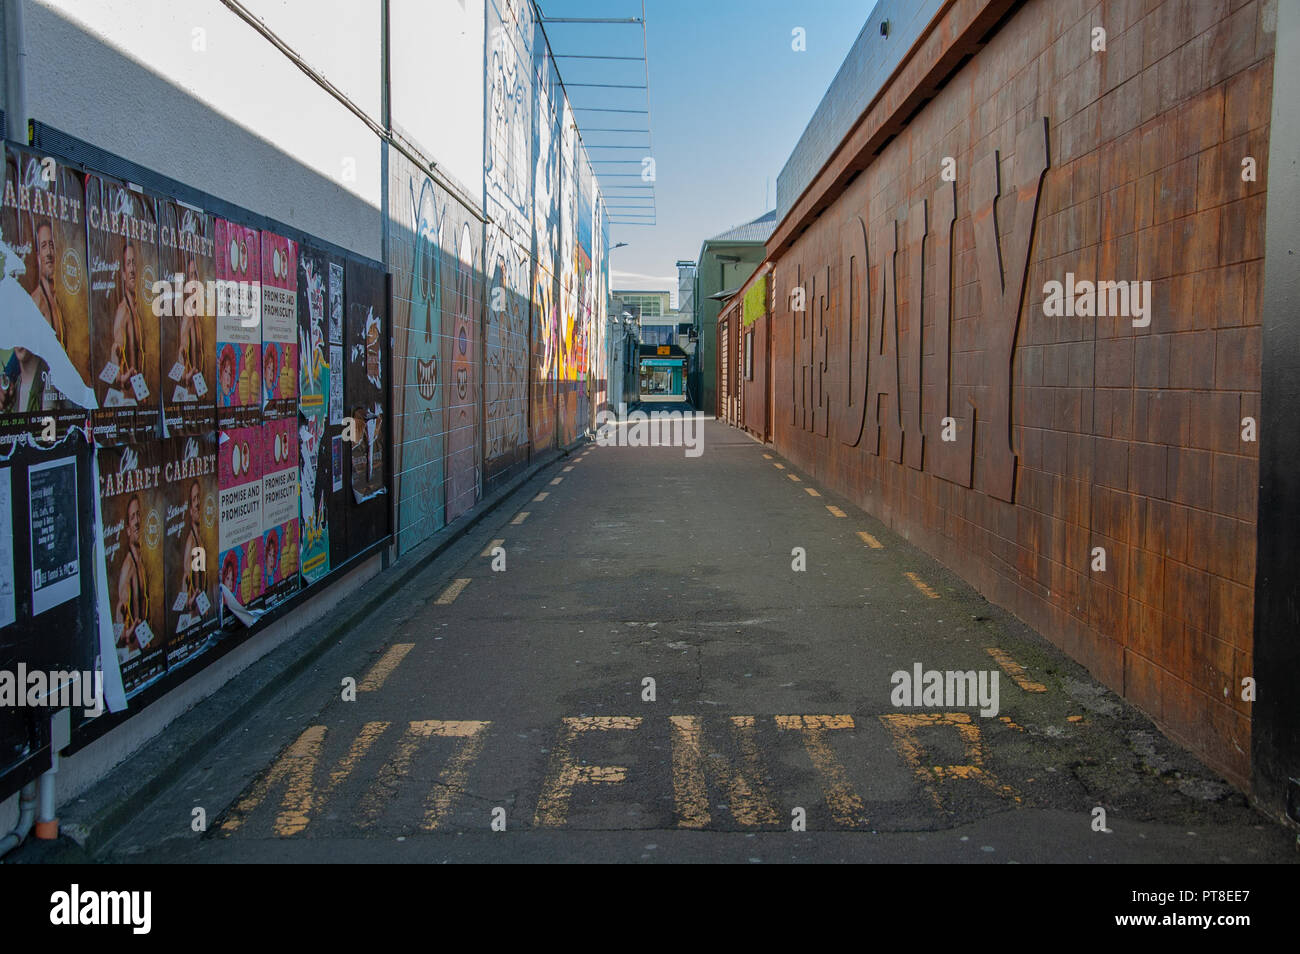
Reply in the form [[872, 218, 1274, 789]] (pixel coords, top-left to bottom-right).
[[713, 0, 1297, 814], [614, 289, 671, 318], [637, 343, 688, 403], [691, 210, 776, 413]]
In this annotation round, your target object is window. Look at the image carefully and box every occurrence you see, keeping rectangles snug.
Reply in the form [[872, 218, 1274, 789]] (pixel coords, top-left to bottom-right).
[[744, 330, 753, 380]]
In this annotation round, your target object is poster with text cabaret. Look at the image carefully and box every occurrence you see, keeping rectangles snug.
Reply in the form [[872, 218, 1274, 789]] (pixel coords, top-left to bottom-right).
[[260, 414, 299, 608], [214, 219, 260, 431], [98, 442, 166, 695], [260, 230, 297, 420], [86, 174, 160, 444], [0, 146, 94, 441], [162, 433, 218, 667], [158, 200, 216, 436]]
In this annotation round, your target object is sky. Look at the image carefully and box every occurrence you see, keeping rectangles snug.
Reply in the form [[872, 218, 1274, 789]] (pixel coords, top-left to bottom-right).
[[539, 0, 877, 307]]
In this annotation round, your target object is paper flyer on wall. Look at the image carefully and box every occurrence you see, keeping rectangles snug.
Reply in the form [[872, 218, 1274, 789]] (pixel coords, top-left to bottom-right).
[[97, 442, 166, 696], [0, 466, 13, 628], [346, 263, 385, 502], [158, 199, 216, 436], [214, 219, 261, 432], [260, 414, 299, 608], [0, 145, 96, 443], [89, 450, 129, 713], [162, 432, 218, 667], [27, 454, 81, 616], [260, 230, 298, 421], [85, 173, 161, 445], [218, 422, 263, 620], [297, 246, 330, 422]]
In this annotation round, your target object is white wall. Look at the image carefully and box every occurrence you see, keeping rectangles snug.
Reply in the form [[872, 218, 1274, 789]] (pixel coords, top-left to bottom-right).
[[28, 0, 385, 258], [390, 0, 484, 205]]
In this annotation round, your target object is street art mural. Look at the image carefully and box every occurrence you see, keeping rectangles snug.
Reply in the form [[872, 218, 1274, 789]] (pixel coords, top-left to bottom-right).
[[444, 222, 478, 524]]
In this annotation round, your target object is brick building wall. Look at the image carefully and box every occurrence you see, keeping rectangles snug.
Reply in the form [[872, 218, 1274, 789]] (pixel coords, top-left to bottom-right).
[[765, 0, 1276, 788]]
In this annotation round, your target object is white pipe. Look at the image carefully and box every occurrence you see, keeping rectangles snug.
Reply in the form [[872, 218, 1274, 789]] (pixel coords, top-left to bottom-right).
[[34, 752, 58, 838], [4, 0, 28, 141], [0, 781, 38, 857]]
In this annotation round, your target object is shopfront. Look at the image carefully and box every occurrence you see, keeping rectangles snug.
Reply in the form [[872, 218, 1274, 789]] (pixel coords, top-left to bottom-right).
[[638, 345, 688, 402]]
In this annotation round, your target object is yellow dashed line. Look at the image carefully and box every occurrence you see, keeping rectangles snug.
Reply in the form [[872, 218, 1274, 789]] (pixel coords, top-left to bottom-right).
[[481, 538, 505, 557], [434, 578, 471, 604], [804, 487, 821, 497], [903, 572, 940, 599], [763, 453, 773, 459], [826, 505, 846, 518], [511, 511, 530, 525], [774, 463, 785, 469], [533, 492, 549, 501], [787, 473, 801, 482], [563, 466, 574, 472], [986, 647, 1048, 692], [358, 643, 414, 692], [857, 531, 883, 549], [550, 477, 563, 485]]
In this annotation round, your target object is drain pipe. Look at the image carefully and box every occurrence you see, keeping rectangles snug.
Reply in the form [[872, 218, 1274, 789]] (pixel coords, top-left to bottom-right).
[[0, 781, 38, 858], [34, 751, 58, 839], [4, 0, 29, 141]]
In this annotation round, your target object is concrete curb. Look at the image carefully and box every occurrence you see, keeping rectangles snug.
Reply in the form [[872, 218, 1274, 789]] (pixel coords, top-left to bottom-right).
[[40, 438, 588, 860]]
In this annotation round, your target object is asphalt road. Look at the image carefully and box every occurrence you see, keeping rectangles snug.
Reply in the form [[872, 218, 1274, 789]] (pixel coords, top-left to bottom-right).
[[87, 417, 1294, 862]]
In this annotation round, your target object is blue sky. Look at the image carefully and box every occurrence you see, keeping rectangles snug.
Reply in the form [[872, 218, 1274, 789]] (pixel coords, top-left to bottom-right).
[[541, 0, 877, 305]]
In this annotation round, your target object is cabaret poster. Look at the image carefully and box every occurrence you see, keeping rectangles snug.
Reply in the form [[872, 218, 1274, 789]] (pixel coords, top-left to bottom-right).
[[158, 199, 216, 436], [162, 433, 218, 666]]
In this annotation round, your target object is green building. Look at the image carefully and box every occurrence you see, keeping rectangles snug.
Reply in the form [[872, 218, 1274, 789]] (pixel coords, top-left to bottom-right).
[[691, 210, 775, 413]]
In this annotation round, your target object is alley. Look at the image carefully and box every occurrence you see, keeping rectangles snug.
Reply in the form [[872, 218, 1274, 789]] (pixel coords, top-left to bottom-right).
[[93, 418, 1292, 863]]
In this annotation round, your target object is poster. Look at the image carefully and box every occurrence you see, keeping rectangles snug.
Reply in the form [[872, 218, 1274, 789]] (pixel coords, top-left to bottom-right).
[[27, 455, 80, 615], [162, 433, 218, 666], [260, 230, 297, 420], [297, 246, 330, 421], [328, 261, 343, 344], [97, 442, 165, 694], [298, 414, 330, 585], [85, 174, 160, 444], [345, 261, 385, 502], [158, 199, 216, 436], [214, 219, 260, 431], [260, 415, 299, 608], [331, 435, 342, 493], [0, 466, 13, 628], [217, 421, 263, 617], [0, 146, 94, 442], [329, 344, 343, 424]]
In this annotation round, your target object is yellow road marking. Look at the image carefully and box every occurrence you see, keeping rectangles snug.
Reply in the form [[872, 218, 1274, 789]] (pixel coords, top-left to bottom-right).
[[774, 463, 785, 469], [826, 505, 846, 518], [511, 511, 530, 525], [221, 721, 391, 837], [550, 477, 563, 485], [904, 571, 940, 598], [856, 531, 883, 549], [481, 538, 505, 557], [358, 643, 414, 692], [357, 720, 491, 830], [804, 487, 821, 497], [879, 712, 1019, 810], [435, 578, 471, 604], [774, 715, 868, 827], [563, 466, 574, 472], [534, 716, 642, 827], [533, 492, 549, 501], [787, 473, 801, 482], [669, 715, 778, 828], [763, 453, 773, 459], [986, 647, 1047, 692]]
